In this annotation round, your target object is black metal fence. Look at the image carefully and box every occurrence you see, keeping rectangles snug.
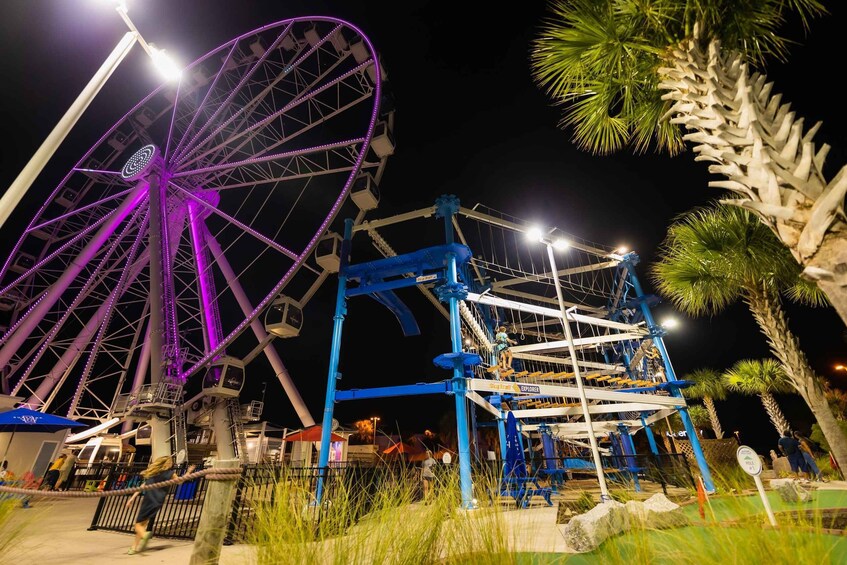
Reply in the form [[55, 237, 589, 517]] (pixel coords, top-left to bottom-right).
[[88, 453, 694, 541], [88, 463, 209, 539]]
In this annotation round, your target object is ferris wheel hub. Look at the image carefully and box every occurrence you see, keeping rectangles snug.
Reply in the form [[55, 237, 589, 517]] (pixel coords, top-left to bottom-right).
[[121, 144, 160, 181]]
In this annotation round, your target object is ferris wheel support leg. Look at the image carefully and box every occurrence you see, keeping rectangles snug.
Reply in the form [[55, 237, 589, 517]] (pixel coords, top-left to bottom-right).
[[0, 184, 146, 370], [121, 324, 152, 435], [149, 416, 173, 459], [0, 32, 137, 231], [205, 230, 315, 427]]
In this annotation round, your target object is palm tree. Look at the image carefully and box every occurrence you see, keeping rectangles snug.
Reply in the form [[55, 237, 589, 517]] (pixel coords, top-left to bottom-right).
[[651, 204, 847, 470], [530, 1, 847, 326], [682, 368, 727, 439], [724, 359, 793, 435], [686, 405, 712, 434]]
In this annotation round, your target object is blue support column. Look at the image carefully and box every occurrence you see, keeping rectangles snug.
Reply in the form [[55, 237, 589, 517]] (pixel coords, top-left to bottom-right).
[[539, 424, 556, 471], [624, 255, 715, 492], [641, 416, 660, 456], [618, 423, 641, 492], [436, 195, 475, 509], [316, 219, 353, 504]]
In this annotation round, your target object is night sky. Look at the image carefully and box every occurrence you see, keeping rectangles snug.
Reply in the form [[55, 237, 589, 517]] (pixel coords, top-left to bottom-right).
[[1, 1, 845, 455]]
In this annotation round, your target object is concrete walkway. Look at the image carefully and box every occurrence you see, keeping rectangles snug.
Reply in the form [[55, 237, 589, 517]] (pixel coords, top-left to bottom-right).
[[0, 495, 574, 564], [0, 497, 251, 565]]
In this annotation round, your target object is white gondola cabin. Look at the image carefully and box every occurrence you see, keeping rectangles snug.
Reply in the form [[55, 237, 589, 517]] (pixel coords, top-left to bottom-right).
[[315, 232, 343, 273], [370, 120, 395, 158], [202, 356, 245, 398], [350, 172, 380, 211], [265, 296, 304, 338]]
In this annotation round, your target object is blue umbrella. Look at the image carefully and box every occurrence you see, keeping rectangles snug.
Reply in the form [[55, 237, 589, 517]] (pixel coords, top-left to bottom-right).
[[0, 407, 86, 461], [503, 411, 526, 478]]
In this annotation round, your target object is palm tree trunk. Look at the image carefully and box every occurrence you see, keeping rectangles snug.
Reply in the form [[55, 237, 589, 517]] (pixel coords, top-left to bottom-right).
[[758, 393, 790, 436], [744, 286, 847, 471], [703, 396, 724, 439]]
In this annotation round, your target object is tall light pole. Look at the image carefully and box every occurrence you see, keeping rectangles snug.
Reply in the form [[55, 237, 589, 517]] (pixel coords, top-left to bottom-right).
[[528, 227, 611, 501], [371, 416, 380, 447], [0, 1, 180, 231]]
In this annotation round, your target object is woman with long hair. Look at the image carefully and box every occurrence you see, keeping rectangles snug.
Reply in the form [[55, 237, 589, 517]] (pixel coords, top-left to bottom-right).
[[125, 455, 195, 554]]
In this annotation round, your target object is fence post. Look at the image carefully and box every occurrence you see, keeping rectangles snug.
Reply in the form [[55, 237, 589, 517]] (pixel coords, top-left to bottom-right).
[[190, 458, 240, 565]]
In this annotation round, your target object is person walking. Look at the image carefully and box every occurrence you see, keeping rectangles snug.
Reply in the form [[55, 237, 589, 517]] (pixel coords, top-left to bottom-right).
[[421, 449, 436, 501], [54, 450, 77, 491], [778, 430, 810, 481], [40, 453, 67, 490], [125, 456, 195, 555], [794, 431, 825, 481]]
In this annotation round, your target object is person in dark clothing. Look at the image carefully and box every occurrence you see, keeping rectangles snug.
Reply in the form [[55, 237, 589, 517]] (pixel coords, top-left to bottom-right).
[[778, 430, 810, 480], [125, 455, 195, 555]]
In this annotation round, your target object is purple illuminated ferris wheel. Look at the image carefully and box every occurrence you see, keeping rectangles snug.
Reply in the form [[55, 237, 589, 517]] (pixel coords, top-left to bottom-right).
[[0, 17, 391, 426]]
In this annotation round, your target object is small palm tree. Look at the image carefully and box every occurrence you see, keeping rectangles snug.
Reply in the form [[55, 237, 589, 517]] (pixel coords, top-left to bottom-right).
[[724, 359, 793, 435], [683, 368, 727, 439], [687, 405, 712, 434], [651, 204, 847, 470], [530, 1, 847, 326]]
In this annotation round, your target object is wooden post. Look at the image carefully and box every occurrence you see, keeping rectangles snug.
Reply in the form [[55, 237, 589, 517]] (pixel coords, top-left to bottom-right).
[[190, 458, 240, 565]]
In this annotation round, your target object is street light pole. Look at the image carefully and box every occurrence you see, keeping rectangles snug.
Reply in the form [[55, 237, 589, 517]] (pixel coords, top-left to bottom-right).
[[371, 416, 380, 447], [0, 3, 180, 232], [545, 242, 611, 501], [0, 31, 137, 231]]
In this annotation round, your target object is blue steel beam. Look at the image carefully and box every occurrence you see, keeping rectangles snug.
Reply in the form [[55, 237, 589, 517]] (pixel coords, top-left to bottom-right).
[[335, 381, 453, 401]]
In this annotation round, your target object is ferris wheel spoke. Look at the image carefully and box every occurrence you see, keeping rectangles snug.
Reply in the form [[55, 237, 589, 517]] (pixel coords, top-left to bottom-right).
[[162, 74, 185, 164], [175, 57, 370, 171], [171, 23, 297, 166], [172, 137, 364, 182], [10, 207, 149, 402], [168, 41, 241, 165], [169, 181, 299, 261]]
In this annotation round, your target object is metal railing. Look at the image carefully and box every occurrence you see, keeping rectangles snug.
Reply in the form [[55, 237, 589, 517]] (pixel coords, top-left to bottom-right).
[[88, 463, 207, 538]]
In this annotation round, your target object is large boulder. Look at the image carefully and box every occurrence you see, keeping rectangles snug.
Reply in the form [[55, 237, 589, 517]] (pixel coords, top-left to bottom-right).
[[625, 493, 689, 529], [771, 479, 813, 503], [560, 500, 631, 552]]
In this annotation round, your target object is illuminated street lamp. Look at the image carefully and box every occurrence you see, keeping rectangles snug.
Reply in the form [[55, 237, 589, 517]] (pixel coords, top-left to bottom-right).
[[371, 416, 380, 446], [835, 365, 847, 372], [0, 0, 181, 230], [527, 226, 611, 502]]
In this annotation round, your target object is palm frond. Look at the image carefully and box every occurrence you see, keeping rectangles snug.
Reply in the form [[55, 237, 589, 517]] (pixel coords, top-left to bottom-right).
[[723, 358, 793, 395]]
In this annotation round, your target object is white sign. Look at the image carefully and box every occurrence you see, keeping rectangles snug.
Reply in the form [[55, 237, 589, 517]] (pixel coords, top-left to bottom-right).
[[736, 445, 762, 476]]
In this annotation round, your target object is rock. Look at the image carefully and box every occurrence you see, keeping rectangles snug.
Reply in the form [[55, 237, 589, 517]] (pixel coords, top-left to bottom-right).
[[560, 500, 631, 552], [625, 494, 688, 529], [773, 480, 813, 503]]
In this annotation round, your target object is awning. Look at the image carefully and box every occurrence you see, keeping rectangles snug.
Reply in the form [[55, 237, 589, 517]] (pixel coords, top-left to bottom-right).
[[283, 425, 345, 443]]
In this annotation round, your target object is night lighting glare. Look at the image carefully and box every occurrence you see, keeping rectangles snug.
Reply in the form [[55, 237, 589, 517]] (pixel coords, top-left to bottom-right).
[[616, 246, 628, 254], [526, 226, 544, 242], [150, 45, 182, 81], [661, 317, 679, 329], [553, 238, 570, 251]]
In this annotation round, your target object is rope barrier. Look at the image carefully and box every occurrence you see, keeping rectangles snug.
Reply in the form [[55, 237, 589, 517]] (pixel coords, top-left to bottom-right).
[[0, 467, 241, 499]]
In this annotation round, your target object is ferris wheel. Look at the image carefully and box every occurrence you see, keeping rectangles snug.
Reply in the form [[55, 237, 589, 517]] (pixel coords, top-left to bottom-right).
[[0, 17, 392, 428]]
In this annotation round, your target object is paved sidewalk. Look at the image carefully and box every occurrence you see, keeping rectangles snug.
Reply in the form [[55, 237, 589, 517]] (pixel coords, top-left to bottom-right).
[[1, 495, 572, 564], [0, 497, 251, 565]]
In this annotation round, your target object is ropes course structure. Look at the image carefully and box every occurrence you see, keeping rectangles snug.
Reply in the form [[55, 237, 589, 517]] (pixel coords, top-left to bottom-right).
[[315, 194, 715, 508], [0, 17, 394, 462]]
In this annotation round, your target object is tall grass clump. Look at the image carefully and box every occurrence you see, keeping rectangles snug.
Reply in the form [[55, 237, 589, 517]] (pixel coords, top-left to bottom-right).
[[0, 497, 34, 559], [248, 466, 521, 565], [573, 468, 847, 564]]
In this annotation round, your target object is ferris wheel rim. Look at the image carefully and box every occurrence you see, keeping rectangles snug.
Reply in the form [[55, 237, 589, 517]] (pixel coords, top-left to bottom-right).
[[0, 16, 387, 418]]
